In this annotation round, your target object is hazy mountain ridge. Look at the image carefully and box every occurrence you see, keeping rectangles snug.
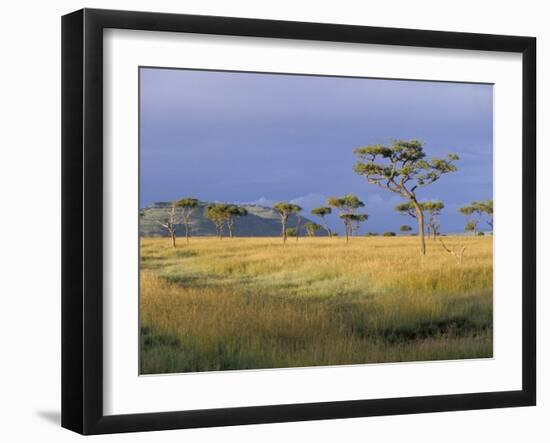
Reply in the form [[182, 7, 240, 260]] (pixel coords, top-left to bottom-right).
[[140, 201, 324, 237]]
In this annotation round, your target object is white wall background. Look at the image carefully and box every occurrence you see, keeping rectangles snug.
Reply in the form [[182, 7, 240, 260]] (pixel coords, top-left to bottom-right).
[[0, 0, 546, 441]]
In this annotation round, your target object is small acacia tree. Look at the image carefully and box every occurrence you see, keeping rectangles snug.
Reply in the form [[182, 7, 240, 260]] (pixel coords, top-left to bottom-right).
[[273, 202, 302, 243], [310, 207, 333, 237], [459, 203, 481, 236], [304, 222, 322, 237], [396, 200, 444, 240], [204, 204, 228, 239], [400, 225, 413, 234], [225, 205, 248, 238], [353, 140, 458, 255], [327, 194, 366, 242], [158, 202, 179, 248], [341, 213, 368, 238], [478, 199, 493, 230], [423, 201, 444, 240], [459, 200, 493, 235], [174, 197, 198, 244]]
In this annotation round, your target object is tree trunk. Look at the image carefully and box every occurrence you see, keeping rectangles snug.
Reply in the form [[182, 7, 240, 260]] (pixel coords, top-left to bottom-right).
[[345, 222, 349, 243], [184, 223, 189, 244], [412, 200, 426, 256], [228, 220, 233, 238], [170, 230, 176, 248], [281, 218, 287, 243]]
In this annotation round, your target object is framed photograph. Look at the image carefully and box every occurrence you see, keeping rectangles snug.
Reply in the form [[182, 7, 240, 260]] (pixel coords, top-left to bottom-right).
[[62, 8, 536, 435]]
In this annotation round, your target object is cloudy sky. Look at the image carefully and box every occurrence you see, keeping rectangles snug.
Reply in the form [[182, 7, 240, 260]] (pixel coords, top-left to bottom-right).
[[140, 67, 493, 234]]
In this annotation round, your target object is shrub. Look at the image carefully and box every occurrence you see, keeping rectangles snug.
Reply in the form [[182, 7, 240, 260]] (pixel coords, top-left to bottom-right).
[[383, 231, 397, 237], [365, 232, 379, 237], [477, 231, 485, 236]]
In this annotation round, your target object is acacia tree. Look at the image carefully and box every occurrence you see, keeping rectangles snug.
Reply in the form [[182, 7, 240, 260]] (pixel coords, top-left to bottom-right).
[[175, 198, 198, 244], [327, 194, 366, 242], [400, 225, 413, 234], [311, 207, 333, 237], [459, 200, 493, 235], [396, 200, 444, 240], [341, 213, 368, 238], [157, 202, 179, 248], [273, 202, 302, 243], [204, 204, 228, 239], [304, 222, 322, 237], [423, 201, 444, 240], [225, 205, 248, 238], [459, 203, 481, 236], [478, 199, 493, 230], [353, 140, 458, 255]]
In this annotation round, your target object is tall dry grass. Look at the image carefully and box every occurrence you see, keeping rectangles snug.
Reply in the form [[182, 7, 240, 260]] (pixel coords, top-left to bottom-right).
[[140, 236, 492, 374]]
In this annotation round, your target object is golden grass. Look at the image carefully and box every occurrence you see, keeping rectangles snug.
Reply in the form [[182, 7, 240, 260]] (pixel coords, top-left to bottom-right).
[[140, 236, 493, 374]]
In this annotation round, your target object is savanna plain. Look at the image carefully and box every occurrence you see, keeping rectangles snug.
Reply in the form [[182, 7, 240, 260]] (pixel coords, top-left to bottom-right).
[[140, 235, 493, 374]]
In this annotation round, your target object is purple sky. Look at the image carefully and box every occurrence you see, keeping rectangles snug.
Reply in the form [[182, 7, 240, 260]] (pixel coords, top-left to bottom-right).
[[140, 67, 493, 234]]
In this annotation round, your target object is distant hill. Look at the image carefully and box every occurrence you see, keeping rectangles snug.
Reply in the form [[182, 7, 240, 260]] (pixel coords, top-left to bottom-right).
[[140, 201, 325, 237]]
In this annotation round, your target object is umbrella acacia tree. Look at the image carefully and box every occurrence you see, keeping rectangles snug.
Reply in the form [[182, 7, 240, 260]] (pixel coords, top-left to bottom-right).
[[459, 203, 481, 235], [353, 140, 458, 255], [225, 205, 248, 238], [204, 204, 228, 239], [310, 206, 333, 237], [175, 197, 198, 244], [400, 225, 413, 234], [327, 194, 367, 242], [273, 202, 302, 243]]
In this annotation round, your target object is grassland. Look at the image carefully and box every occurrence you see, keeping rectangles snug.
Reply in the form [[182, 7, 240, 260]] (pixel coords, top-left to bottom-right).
[[140, 236, 492, 374]]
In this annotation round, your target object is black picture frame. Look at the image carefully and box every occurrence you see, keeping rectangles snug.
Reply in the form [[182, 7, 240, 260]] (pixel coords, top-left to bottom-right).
[[62, 8, 536, 435]]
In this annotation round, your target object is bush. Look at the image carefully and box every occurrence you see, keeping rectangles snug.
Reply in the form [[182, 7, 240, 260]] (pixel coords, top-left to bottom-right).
[[399, 225, 412, 232], [285, 228, 297, 237], [477, 231, 485, 236], [364, 232, 379, 237], [383, 231, 397, 237]]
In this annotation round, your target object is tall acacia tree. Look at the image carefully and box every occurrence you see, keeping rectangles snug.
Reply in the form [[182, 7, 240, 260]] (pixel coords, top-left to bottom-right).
[[225, 205, 248, 238], [353, 140, 458, 255], [175, 197, 198, 244], [273, 202, 302, 243], [327, 194, 366, 242], [311, 207, 333, 237]]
